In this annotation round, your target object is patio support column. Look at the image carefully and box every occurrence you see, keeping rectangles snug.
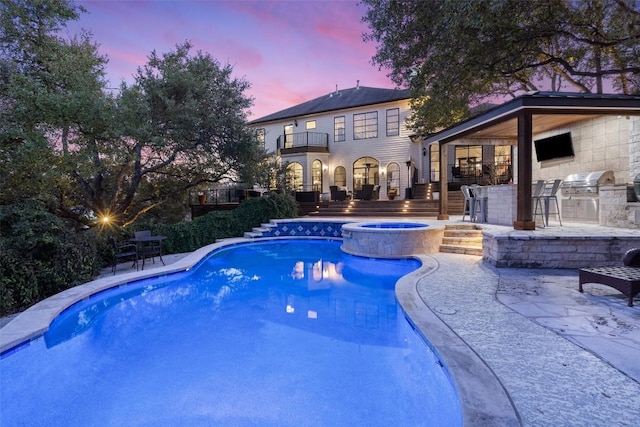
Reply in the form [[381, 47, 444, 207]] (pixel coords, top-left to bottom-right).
[[438, 141, 449, 219], [513, 111, 536, 230]]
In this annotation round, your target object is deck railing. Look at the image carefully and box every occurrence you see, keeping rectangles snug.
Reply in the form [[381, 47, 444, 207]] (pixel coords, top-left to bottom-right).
[[277, 132, 329, 151]]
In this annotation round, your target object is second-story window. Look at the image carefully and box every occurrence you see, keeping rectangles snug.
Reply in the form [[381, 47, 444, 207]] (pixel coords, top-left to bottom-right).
[[334, 116, 345, 142], [306, 120, 316, 130], [256, 128, 265, 145], [353, 111, 378, 140], [386, 108, 399, 136]]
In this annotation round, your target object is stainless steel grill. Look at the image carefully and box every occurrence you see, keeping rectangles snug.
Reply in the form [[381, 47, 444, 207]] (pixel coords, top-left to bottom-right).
[[561, 171, 615, 196], [561, 171, 615, 222]]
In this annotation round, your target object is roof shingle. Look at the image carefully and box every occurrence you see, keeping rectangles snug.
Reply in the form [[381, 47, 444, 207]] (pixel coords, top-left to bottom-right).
[[250, 86, 410, 124]]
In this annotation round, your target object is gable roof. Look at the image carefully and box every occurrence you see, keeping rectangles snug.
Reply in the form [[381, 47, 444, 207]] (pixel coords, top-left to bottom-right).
[[250, 86, 411, 125]]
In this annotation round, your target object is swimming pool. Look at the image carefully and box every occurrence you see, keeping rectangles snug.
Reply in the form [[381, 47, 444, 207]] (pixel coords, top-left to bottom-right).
[[0, 239, 462, 426]]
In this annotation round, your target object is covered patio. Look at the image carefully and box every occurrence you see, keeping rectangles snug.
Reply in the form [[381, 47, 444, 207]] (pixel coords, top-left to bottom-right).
[[424, 92, 640, 230]]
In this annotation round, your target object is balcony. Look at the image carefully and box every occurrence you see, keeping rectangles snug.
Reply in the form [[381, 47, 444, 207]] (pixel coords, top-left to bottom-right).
[[277, 132, 329, 154]]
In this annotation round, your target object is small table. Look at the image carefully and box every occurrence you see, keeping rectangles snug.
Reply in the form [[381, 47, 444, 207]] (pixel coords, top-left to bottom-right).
[[129, 235, 166, 270]]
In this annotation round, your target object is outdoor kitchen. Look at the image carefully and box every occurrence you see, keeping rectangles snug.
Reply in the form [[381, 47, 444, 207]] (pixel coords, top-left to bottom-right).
[[560, 171, 615, 223]]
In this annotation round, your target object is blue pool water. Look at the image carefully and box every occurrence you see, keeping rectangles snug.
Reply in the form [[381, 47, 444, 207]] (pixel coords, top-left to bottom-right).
[[360, 222, 428, 229], [0, 239, 461, 426]]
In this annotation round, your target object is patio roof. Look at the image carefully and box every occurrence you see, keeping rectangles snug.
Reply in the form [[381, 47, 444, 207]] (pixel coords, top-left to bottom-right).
[[425, 92, 640, 230], [423, 91, 640, 144]]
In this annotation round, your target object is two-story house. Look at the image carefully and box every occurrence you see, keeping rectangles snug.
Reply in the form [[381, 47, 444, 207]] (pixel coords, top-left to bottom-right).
[[249, 84, 418, 201]]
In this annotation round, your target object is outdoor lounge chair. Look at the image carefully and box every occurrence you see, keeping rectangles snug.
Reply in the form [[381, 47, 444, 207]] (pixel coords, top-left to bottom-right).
[[330, 185, 347, 201], [355, 184, 374, 200], [579, 248, 640, 307]]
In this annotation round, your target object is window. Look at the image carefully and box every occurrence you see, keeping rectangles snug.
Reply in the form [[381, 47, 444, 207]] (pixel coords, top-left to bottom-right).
[[493, 145, 512, 184], [312, 159, 323, 192], [284, 124, 294, 148], [306, 120, 316, 130], [430, 144, 440, 182], [353, 112, 378, 140], [285, 162, 303, 191], [352, 156, 379, 190], [386, 162, 400, 193], [454, 145, 482, 179], [334, 166, 346, 187], [386, 108, 399, 136], [334, 116, 345, 142], [256, 128, 265, 145]]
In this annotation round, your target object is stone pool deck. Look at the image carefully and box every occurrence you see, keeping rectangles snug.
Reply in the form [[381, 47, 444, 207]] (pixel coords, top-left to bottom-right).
[[1, 219, 639, 426]]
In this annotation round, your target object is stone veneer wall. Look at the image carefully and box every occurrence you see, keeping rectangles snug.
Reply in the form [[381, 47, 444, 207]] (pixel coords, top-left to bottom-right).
[[482, 231, 640, 268], [486, 184, 517, 226], [599, 185, 640, 229], [630, 117, 640, 181]]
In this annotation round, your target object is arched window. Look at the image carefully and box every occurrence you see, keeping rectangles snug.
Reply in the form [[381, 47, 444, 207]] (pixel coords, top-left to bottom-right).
[[312, 159, 323, 192], [285, 162, 303, 192], [386, 162, 400, 194], [334, 166, 346, 187], [352, 157, 379, 190]]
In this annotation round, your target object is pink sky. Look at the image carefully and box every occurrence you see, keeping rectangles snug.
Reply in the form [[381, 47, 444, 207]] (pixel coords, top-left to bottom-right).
[[66, 0, 397, 120]]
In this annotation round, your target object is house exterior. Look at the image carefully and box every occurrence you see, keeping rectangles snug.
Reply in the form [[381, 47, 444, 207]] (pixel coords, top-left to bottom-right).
[[249, 84, 419, 201], [250, 88, 640, 229]]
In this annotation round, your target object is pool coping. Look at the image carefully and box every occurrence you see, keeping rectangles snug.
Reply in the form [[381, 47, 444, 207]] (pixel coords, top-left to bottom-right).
[[0, 236, 521, 426], [396, 255, 522, 426]]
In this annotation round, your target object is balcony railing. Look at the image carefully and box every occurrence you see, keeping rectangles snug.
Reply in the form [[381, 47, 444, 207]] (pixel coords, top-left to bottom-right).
[[277, 132, 329, 153]]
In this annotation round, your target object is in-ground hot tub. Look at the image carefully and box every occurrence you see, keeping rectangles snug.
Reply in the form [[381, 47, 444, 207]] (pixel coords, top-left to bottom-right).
[[341, 222, 445, 258]]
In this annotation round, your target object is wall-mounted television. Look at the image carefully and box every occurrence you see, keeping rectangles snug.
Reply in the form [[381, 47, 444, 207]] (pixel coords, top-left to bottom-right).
[[533, 132, 575, 162]]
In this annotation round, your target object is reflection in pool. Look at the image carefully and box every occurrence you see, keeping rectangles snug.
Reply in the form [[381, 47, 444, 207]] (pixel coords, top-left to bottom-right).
[[0, 239, 462, 426]]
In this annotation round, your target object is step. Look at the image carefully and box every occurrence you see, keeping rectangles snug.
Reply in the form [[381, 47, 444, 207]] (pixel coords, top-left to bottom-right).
[[439, 244, 483, 256], [443, 229, 483, 238], [441, 236, 483, 246]]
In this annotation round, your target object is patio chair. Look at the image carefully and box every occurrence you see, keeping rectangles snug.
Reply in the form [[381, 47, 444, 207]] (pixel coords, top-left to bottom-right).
[[460, 185, 476, 222], [330, 185, 347, 201], [579, 248, 640, 307], [110, 237, 138, 274]]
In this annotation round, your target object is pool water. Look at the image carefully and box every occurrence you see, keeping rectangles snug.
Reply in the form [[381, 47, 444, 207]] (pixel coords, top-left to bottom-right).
[[360, 222, 427, 229], [0, 239, 461, 426]]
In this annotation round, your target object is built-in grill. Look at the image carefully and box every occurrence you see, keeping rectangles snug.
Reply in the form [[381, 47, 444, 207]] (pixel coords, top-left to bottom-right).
[[561, 170, 615, 222]]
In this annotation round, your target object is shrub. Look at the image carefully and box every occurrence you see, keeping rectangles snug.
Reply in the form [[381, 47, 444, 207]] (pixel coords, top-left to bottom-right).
[[0, 202, 100, 316], [0, 192, 298, 316]]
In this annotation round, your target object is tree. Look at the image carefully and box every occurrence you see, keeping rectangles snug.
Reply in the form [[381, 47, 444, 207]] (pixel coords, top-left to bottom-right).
[[64, 41, 266, 226], [361, 0, 640, 135], [1, 0, 266, 227]]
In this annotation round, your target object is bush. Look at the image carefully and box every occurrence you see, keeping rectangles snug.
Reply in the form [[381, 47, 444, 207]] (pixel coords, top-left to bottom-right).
[[0, 192, 298, 316], [149, 192, 298, 254], [0, 202, 100, 316]]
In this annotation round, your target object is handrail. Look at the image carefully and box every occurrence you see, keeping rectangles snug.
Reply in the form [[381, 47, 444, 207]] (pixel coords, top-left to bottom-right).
[[277, 132, 329, 150]]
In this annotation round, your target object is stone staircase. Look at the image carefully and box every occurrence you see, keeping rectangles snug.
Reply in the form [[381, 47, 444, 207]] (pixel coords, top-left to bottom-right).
[[439, 224, 483, 256]]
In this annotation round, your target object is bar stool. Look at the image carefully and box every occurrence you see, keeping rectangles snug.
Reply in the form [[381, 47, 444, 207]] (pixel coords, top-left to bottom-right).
[[470, 184, 487, 222], [532, 180, 546, 226], [460, 185, 476, 222], [542, 179, 563, 226]]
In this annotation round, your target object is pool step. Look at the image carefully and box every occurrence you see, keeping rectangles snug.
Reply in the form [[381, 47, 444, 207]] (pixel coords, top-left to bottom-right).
[[440, 224, 483, 256]]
